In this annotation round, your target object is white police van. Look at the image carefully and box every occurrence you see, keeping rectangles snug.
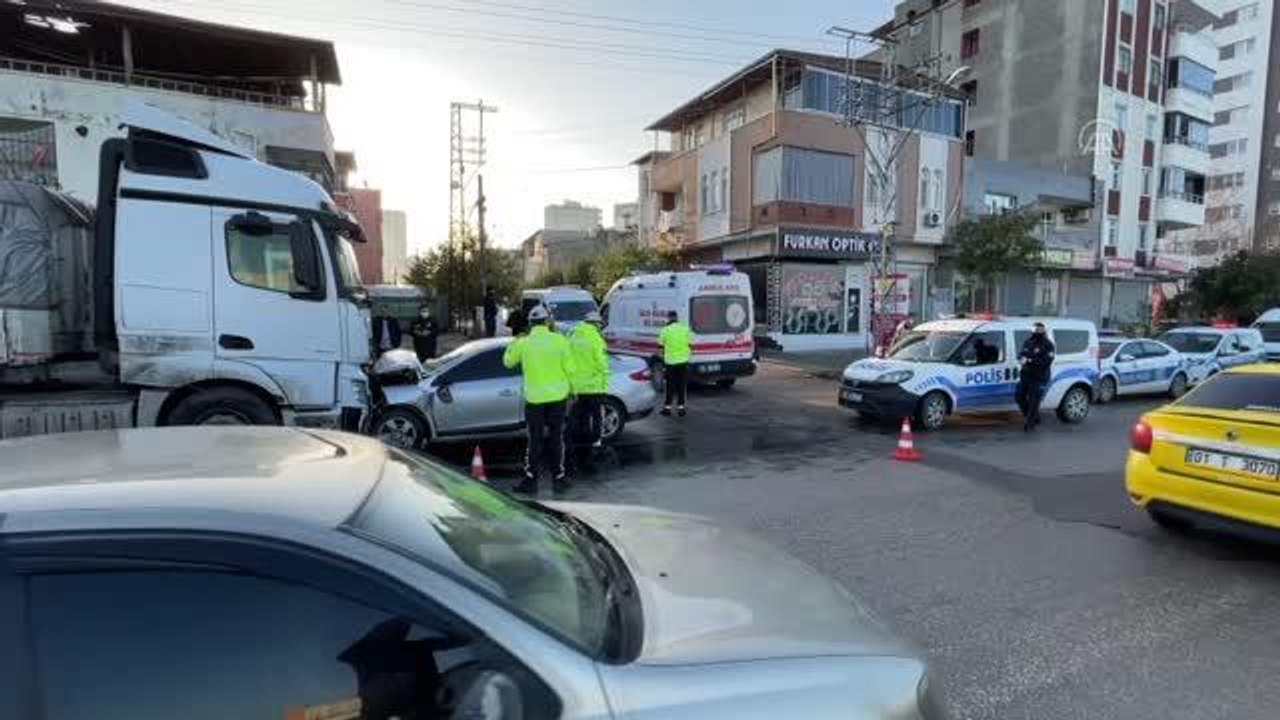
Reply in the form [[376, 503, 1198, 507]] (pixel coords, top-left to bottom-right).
[[1251, 308, 1280, 360], [839, 316, 1099, 431], [1157, 325, 1267, 385], [1096, 337, 1189, 403]]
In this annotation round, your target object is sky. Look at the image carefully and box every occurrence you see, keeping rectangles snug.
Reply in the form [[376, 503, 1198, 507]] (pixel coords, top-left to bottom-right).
[[119, 0, 895, 254]]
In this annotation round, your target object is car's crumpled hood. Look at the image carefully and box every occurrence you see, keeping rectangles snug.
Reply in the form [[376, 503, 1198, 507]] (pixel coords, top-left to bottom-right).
[[556, 503, 911, 666], [843, 358, 916, 382]]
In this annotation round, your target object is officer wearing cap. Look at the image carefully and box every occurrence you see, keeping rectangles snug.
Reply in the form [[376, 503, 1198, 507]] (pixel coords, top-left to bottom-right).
[[503, 305, 577, 494], [569, 310, 610, 464]]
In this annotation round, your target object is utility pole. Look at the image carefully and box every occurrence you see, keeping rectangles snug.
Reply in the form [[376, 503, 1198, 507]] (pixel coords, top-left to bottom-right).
[[448, 100, 498, 331], [477, 173, 488, 296]]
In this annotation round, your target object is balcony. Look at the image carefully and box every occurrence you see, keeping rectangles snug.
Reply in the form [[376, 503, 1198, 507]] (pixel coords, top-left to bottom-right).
[[1162, 136, 1210, 175], [1169, 29, 1218, 69], [1164, 87, 1213, 122], [1156, 191, 1206, 229]]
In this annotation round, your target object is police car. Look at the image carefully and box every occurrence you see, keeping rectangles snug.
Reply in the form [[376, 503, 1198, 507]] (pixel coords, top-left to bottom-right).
[[1156, 325, 1267, 385], [1096, 337, 1189, 403], [839, 317, 1099, 431]]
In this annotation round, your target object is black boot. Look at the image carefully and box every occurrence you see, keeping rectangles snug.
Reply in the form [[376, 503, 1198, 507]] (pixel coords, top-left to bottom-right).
[[552, 474, 571, 495], [512, 475, 538, 495]]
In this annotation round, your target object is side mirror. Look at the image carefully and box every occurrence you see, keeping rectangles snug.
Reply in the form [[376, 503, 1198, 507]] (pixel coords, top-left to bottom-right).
[[1118, 353, 1136, 362], [289, 226, 323, 296], [440, 669, 523, 719]]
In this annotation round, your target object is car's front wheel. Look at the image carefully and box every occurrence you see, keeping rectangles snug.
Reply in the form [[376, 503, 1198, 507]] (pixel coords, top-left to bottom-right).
[[374, 407, 429, 450], [1056, 385, 1092, 423], [1097, 376, 1118, 404], [599, 397, 628, 443], [915, 391, 950, 432], [1168, 372, 1189, 398]]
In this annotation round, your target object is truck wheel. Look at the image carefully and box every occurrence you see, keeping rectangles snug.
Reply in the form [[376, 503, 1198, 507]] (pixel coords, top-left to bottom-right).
[[167, 387, 277, 426], [599, 397, 628, 443], [1056, 385, 1092, 424], [374, 407, 429, 450]]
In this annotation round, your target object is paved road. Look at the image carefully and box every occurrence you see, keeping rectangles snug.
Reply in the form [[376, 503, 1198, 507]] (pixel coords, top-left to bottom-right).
[[424, 363, 1280, 720]]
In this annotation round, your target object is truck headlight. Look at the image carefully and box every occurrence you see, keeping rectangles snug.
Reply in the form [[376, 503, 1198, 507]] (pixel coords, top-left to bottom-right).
[[876, 370, 915, 384]]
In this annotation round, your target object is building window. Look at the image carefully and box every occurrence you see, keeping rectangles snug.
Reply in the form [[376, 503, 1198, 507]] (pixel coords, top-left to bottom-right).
[[682, 127, 696, 151], [1120, 0, 1136, 14], [1107, 219, 1119, 247], [1138, 223, 1150, 249], [1114, 102, 1128, 132], [1209, 138, 1249, 158], [1141, 167, 1153, 195], [921, 172, 932, 212], [1154, 3, 1166, 31], [722, 106, 746, 133], [1117, 46, 1133, 76], [700, 173, 710, 214], [1215, 71, 1253, 94], [960, 79, 978, 103], [1111, 161, 1123, 189], [1145, 113, 1158, 140], [1148, 61, 1162, 99], [984, 192, 1017, 215], [965, 129, 976, 156], [961, 29, 980, 59], [1167, 57, 1215, 97], [752, 146, 856, 206], [1269, 201, 1280, 216], [1239, 3, 1259, 20], [1034, 275, 1061, 316], [933, 169, 944, 212], [0, 119, 58, 186]]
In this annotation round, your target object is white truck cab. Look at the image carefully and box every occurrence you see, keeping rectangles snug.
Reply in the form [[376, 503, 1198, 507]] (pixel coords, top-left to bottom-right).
[[521, 286, 598, 333], [0, 103, 371, 438], [839, 316, 1099, 430]]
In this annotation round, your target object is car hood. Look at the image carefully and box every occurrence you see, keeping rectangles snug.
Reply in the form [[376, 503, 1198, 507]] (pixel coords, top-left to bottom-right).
[[556, 503, 911, 666], [843, 358, 916, 382]]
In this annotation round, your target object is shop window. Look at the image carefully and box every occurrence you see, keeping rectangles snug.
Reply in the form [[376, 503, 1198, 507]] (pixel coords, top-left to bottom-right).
[[1034, 275, 1061, 316], [781, 265, 844, 336]]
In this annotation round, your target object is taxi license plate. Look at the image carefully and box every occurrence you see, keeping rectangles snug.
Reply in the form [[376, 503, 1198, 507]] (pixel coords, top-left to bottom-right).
[[1185, 448, 1280, 479], [701, 363, 721, 374], [841, 390, 864, 403]]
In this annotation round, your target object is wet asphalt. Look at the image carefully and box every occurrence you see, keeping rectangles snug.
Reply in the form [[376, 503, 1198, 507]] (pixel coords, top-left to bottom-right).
[[421, 362, 1280, 720]]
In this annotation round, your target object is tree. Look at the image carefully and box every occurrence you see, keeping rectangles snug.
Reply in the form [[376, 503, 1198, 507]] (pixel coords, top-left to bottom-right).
[[949, 211, 1044, 311], [1169, 250, 1280, 323], [588, 243, 665, 297], [404, 238, 522, 324]]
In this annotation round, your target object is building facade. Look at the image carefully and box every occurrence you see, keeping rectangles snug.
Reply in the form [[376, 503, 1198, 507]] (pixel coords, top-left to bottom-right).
[[637, 50, 967, 350], [544, 200, 603, 233], [878, 0, 1217, 326], [1163, 1, 1278, 262], [0, 3, 342, 203], [381, 210, 409, 284], [613, 202, 640, 230]]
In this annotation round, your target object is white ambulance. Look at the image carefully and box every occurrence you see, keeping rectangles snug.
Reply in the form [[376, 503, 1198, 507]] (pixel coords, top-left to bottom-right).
[[601, 267, 756, 387]]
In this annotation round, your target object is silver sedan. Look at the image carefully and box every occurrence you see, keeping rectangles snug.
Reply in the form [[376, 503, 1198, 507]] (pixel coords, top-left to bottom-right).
[[372, 339, 657, 450], [0, 427, 948, 719]]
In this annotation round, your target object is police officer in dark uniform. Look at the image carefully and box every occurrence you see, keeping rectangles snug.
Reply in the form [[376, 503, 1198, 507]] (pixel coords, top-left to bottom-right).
[[1016, 322, 1056, 432]]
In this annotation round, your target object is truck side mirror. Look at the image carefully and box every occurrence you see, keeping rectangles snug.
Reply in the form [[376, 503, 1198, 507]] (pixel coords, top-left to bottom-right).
[[289, 225, 324, 298]]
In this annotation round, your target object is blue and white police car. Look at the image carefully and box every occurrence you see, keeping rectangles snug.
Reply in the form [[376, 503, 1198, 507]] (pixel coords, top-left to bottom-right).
[[1157, 325, 1267, 385], [1095, 337, 1189, 403], [839, 317, 1099, 431]]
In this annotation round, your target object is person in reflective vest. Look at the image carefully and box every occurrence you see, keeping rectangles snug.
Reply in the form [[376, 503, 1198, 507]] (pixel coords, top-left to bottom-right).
[[503, 305, 577, 494], [658, 310, 693, 417], [569, 311, 610, 467]]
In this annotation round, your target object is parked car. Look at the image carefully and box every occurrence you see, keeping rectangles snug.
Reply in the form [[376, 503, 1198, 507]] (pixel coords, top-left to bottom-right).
[[1096, 337, 1190, 403], [1127, 364, 1280, 538], [370, 340, 656, 449], [1251, 308, 1280, 360], [1157, 326, 1267, 385], [0, 427, 949, 719], [840, 316, 1099, 431], [522, 286, 598, 334]]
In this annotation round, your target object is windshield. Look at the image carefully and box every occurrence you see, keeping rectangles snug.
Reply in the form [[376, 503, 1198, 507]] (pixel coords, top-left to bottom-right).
[[890, 331, 969, 362], [1255, 322, 1280, 343], [1159, 332, 1221, 354], [1100, 341, 1122, 359], [329, 230, 364, 297], [349, 451, 618, 658], [1178, 374, 1280, 413], [547, 300, 596, 322]]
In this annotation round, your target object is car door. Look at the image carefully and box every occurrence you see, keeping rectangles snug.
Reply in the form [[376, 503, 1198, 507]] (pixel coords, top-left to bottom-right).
[[433, 347, 524, 435], [1111, 341, 1144, 395], [11, 535, 562, 720], [212, 208, 340, 408], [956, 329, 1017, 411], [1137, 341, 1177, 392]]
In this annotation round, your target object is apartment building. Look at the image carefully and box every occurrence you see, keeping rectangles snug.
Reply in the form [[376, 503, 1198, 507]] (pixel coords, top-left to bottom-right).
[[544, 200, 603, 233], [877, 0, 1218, 326], [1162, 1, 1277, 262], [636, 50, 967, 350], [382, 210, 410, 284], [0, 2, 341, 202]]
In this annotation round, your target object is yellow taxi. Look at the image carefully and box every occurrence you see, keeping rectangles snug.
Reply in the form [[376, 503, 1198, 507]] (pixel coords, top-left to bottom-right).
[[1126, 363, 1280, 536]]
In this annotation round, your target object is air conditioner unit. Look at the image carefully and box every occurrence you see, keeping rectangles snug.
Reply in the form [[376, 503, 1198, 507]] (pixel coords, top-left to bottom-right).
[[924, 211, 942, 227]]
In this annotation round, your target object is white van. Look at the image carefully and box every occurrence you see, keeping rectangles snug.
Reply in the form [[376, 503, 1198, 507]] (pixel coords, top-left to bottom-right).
[[601, 268, 756, 387], [521, 286, 598, 333], [1251, 308, 1280, 360], [839, 317, 1099, 430], [1158, 325, 1268, 383]]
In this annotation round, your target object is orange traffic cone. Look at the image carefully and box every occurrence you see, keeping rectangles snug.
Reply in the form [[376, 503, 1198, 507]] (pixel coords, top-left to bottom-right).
[[470, 445, 488, 482], [893, 418, 922, 462]]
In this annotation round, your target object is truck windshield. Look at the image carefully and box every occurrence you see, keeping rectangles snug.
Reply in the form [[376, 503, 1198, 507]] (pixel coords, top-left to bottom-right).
[[890, 331, 968, 362], [330, 230, 364, 297], [547, 300, 596, 322]]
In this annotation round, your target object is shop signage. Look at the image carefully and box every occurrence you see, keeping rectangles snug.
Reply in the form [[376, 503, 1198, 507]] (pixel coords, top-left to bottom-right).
[[777, 229, 883, 260], [1040, 248, 1075, 268], [1104, 257, 1136, 278], [1153, 255, 1189, 274]]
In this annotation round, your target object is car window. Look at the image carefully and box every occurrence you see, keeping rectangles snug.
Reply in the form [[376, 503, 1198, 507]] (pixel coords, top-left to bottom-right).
[[1159, 331, 1221, 354], [448, 348, 517, 382], [955, 331, 1006, 366], [546, 300, 596, 322], [1236, 331, 1263, 351], [1052, 329, 1091, 355], [226, 221, 320, 296], [1255, 322, 1280, 343], [1140, 341, 1170, 358], [27, 570, 551, 720], [889, 330, 967, 362], [690, 295, 750, 334], [1179, 374, 1280, 413], [1100, 340, 1123, 359]]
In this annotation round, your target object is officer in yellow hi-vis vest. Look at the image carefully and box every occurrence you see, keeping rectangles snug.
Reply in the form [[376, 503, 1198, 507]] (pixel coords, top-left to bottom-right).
[[658, 310, 694, 417], [503, 305, 577, 495]]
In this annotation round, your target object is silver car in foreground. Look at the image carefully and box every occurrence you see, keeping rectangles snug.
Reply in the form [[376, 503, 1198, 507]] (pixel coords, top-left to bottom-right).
[[0, 428, 947, 719], [371, 339, 657, 450]]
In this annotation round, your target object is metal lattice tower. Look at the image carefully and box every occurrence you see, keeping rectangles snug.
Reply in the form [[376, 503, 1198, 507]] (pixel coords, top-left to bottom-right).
[[448, 100, 497, 328]]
